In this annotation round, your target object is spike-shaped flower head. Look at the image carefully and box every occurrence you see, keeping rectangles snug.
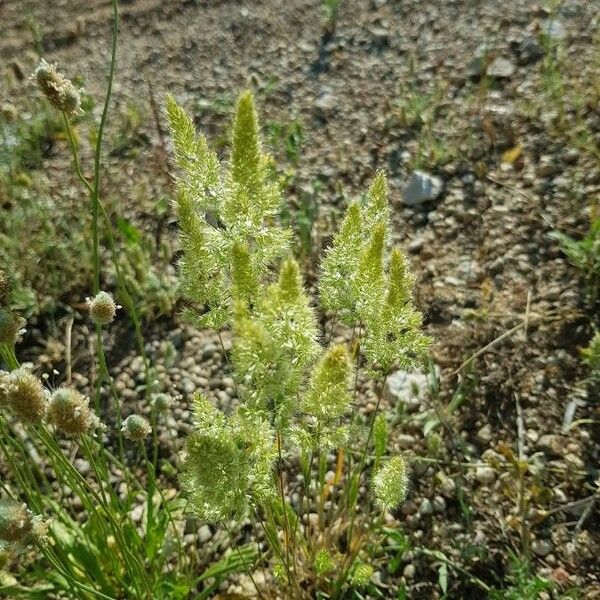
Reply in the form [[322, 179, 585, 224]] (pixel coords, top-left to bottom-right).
[[5, 368, 47, 424], [0, 500, 33, 543], [299, 344, 353, 449], [33, 59, 82, 117], [232, 256, 320, 427], [180, 394, 275, 523], [373, 455, 410, 510], [121, 414, 152, 441], [88, 291, 117, 326], [362, 246, 431, 373], [320, 171, 389, 326], [48, 388, 97, 436], [166, 90, 290, 329]]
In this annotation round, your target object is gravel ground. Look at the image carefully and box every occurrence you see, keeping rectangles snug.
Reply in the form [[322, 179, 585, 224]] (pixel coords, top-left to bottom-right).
[[2, 0, 600, 597]]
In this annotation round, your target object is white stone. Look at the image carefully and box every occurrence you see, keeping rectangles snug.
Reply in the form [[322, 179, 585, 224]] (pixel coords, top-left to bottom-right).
[[403, 171, 444, 206]]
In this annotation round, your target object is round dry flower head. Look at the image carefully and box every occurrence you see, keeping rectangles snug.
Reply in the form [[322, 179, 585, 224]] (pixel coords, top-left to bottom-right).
[[6, 368, 48, 424], [0, 309, 25, 345], [0, 500, 32, 543], [372, 455, 410, 510], [88, 291, 117, 326], [122, 414, 151, 441], [152, 392, 171, 413], [48, 387, 97, 436], [32, 59, 82, 117], [30, 515, 50, 544]]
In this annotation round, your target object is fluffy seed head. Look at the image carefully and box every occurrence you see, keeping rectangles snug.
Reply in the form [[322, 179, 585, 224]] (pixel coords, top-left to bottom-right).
[[6, 368, 47, 424], [373, 455, 410, 509], [48, 387, 96, 436], [88, 291, 117, 326], [122, 414, 152, 441], [0, 310, 25, 345], [33, 59, 82, 117], [0, 500, 32, 543]]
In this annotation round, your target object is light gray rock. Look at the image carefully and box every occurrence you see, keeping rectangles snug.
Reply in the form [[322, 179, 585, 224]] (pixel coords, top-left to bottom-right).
[[532, 538, 553, 557], [384, 369, 429, 411], [314, 90, 338, 119], [475, 466, 496, 484], [518, 36, 543, 65], [486, 56, 515, 78], [402, 563, 416, 579], [477, 424, 492, 445], [403, 171, 444, 206], [419, 498, 433, 516], [537, 434, 565, 458], [198, 525, 212, 544]]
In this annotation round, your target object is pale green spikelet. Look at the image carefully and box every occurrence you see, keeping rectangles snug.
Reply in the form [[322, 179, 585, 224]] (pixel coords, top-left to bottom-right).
[[303, 344, 352, 420], [363, 170, 389, 230], [231, 242, 258, 303], [319, 201, 363, 322], [48, 388, 97, 436], [0, 500, 32, 543], [373, 455, 410, 510], [319, 172, 391, 327], [165, 94, 221, 214], [260, 258, 320, 379], [351, 562, 374, 588], [121, 414, 152, 441], [230, 91, 262, 195], [362, 246, 431, 373], [353, 221, 386, 321], [167, 90, 291, 329], [88, 291, 117, 326], [387, 248, 414, 309], [5, 368, 47, 424], [181, 393, 275, 523], [299, 344, 353, 449], [232, 258, 320, 427], [232, 302, 290, 417]]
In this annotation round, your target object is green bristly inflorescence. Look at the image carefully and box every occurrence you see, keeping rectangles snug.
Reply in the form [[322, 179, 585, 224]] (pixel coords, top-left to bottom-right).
[[180, 394, 275, 523], [167, 90, 430, 531], [320, 171, 431, 374], [166, 90, 291, 331]]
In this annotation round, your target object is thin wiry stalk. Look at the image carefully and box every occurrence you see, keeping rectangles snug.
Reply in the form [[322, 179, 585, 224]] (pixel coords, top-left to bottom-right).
[[91, 0, 119, 295]]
